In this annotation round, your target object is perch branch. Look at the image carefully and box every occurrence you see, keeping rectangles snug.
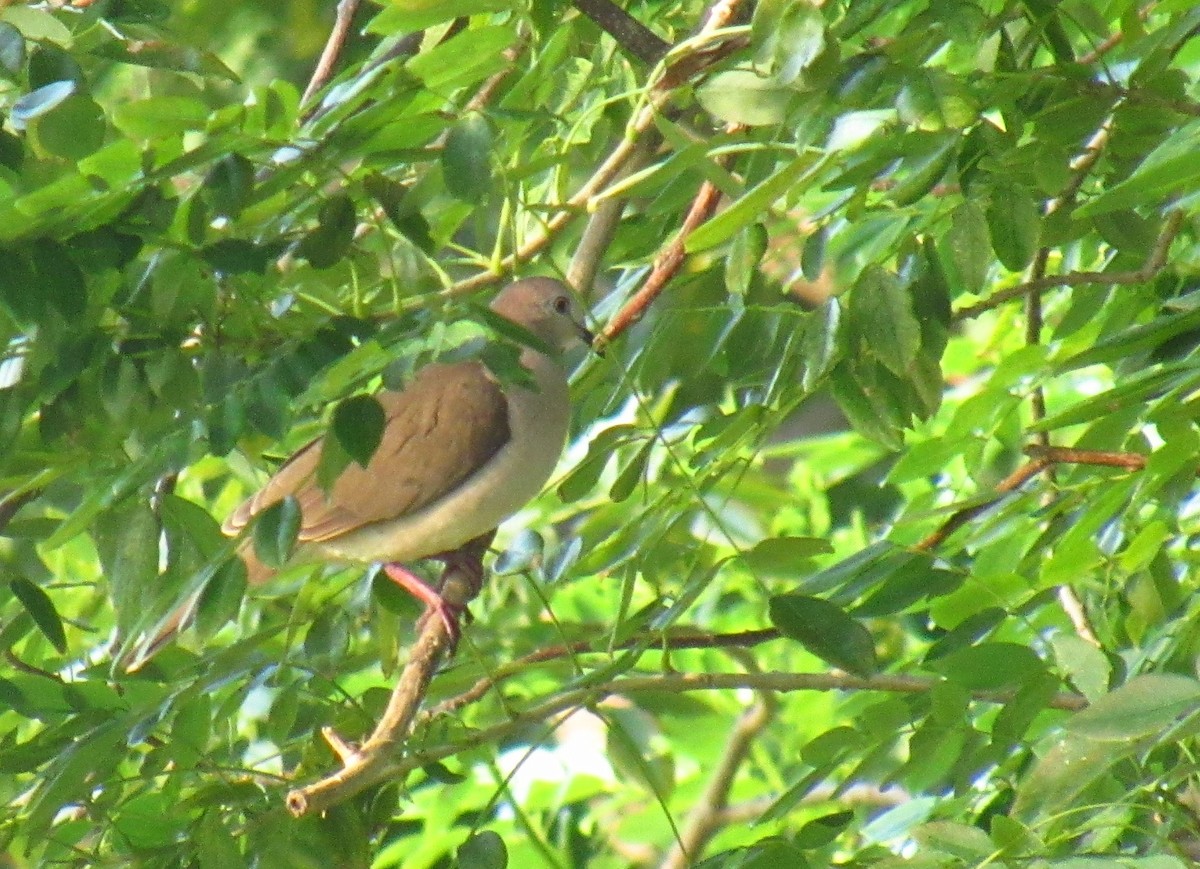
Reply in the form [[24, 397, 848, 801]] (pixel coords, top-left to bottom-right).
[[421, 628, 783, 721]]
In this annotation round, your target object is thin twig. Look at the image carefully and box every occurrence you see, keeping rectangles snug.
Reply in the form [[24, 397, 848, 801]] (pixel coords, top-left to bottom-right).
[[1078, 2, 1155, 66], [953, 209, 1184, 320], [573, 0, 671, 64], [421, 628, 782, 722], [597, 173, 728, 349], [0, 489, 37, 536], [568, 132, 661, 293], [442, 0, 749, 298], [915, 458, 1051, 551], [916, 442, 1194, 552], [300, 0, 364, 111], [390, 670, 1088, 783]]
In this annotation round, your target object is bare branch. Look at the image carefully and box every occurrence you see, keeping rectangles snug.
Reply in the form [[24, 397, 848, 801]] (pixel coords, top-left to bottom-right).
[[660, 657, 776, 869], [390, 670, 1088, 783], [573, 0, 671, 64], [300, 0, 364, 111]]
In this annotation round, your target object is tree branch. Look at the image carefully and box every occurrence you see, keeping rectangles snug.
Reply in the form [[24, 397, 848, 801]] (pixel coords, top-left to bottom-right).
[[953, 209, 1184, 320], [660, 655, 776, 869], [286, 557, 480, 816], [573, 0, 671, 64], [390, 670, 1087, 784], [300, 0, 364, 111], [442, 0, 749, 298]]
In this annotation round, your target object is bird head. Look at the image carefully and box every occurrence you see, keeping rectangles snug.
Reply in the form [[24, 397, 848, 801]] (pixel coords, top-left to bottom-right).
[[490, 277, 595, 353]]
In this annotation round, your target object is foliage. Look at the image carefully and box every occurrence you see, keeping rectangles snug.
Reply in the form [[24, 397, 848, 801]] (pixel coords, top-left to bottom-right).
[[1, 0, 1200, 866]]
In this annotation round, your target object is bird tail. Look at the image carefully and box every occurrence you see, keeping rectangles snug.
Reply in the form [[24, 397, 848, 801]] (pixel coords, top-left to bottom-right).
[[119, 544, 273, 671]]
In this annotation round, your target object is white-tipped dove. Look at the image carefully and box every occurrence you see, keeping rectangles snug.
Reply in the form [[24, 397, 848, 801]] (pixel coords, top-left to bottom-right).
[[131, 277, 591, 664]]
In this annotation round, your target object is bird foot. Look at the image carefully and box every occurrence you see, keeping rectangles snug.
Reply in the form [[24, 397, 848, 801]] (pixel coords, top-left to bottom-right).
[[382, 563, 464, 644]]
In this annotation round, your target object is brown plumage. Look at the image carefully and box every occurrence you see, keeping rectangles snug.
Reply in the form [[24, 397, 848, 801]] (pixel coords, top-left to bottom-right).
[[224, 361, 511, 552]]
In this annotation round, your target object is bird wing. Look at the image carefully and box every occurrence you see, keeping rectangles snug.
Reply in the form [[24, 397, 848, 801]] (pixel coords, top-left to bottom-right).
[[224, 360, 511, 542]]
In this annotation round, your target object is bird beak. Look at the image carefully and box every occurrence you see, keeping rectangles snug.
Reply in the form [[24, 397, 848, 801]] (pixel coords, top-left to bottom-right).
[[578, 322, 603, 356]]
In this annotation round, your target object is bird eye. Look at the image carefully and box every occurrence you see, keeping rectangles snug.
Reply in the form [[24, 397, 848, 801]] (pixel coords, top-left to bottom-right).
[[552, 296, 570, 314]]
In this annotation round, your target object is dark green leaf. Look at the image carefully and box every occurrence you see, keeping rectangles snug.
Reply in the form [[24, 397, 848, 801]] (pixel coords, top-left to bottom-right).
[[801, 225, 826, 281], [31, 239, 86, 319], [442, 114, 493, 201], [769, 593, 878, 676], [455, 830, 508, 869], [331, 394, 386, 468], [298, 193, 357, 269], [987, 182, 1041, 271], [203, 153, 255, 218], [10, 577, 67, 653], [609, 440, 653, 502], [850, 266, 920, 376], [252, 497, 302, 570], [363, 173, 435, 252]]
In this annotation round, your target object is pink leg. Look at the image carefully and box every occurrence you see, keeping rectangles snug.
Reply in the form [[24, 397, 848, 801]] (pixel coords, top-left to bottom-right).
[[382, 563, 463, 642]]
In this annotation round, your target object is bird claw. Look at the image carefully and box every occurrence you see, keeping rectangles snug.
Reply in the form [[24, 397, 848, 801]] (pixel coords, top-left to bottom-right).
[[382, 563, 466, 647]]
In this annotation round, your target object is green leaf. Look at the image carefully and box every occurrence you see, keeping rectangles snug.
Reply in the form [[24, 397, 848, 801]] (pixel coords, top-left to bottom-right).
[[1067, 674, 1200, 741], [742, 536, 834, 574], [696, 69, 791, 127], [31, 239, 86, 319], [112, 96, 211, 139], [442, 114, 493, 201], [987, 182, 1041, 271], [9, 577, 67, 653], [252, 497, 302, 570], [455, 830, 508, 869], [1076, 118, 1200, 217], [850, 266, 920, 376], [926, 642, 1046, 690], [799, 297, 844, 390], [942, 200, 989, 295], [0, 22, 25, 78], [332, 393, 386, 467], [686, 154, 820, 252], [363, 173, 434, 252], [609, 440, 653, 502], [801, 225, 826, 281], [890, 131, 958, 207], [203, 153, 255, 218], [725, 223, 768, 295], [769, 593, 878, 676], [35, 93, 105, 161], [299, 193, 357, 269], [774, 1, 826, 83], [370, 0, 511, 33]]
